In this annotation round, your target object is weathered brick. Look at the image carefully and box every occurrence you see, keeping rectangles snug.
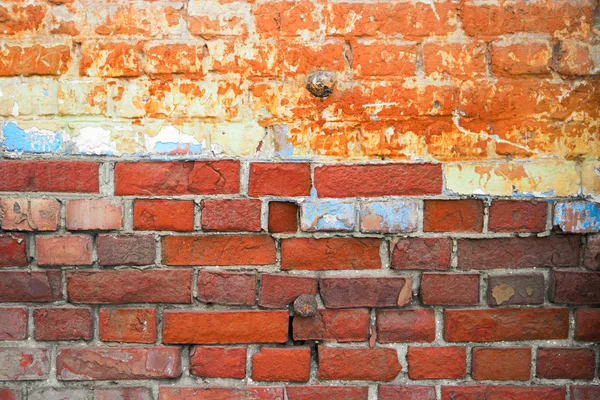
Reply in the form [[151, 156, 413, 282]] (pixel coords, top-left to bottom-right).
[[0, 270, 62, 302], [115, 161, 240, 195], [0, 161, 98, 193], [360, 200, 419, 233], [314, 164, 442, 197], [66, 199, 122, 230], [159, 387, 284, 400], [584, 234, 600, 270], [537, 347, 595, 379], [133, 200, 194, 231], [249, 162, 311, 197], [424, 200, 484, 233], [0, 44, 71, 76], [0, 389, 16, 400], [488, 200, 548, 232], [320, 277, 411, 308], [288, 386, 369, 400], [80, 42, 143, 78], [491, 40, 552, 76], [0, 308, 27, 340], [300, 199, 355, 232], [391, 237, 452, 270], [268, 201, 298, 233], [554, 202, 600, 233], [58, 80, 107, 116], [408, 347, 466, 379], [423, 41, 486, 78], [162, 310, 288, 344], [442, 386, 566, 400], [197, 271, 256, 306], [420, 273, 480, 305], [0, 4, 45, 35], [36, 235, 93, 266], [202, 199, 262, 232], [189, 346, 246, 379], [67, 269, 192, 304], [281, 238, 381, 270], [34, 308, 92, 341], [162, 235, 276, 266], [99, 308, 157, 343], [554, 40, 595, 76], [0, 234, 27, 267], [572, 386, 600, 400], [97, 235, 156, 266], [376, 309, 435, 343], [352, 42, 415, 77], [472, 347, 531, 381], [258, 274, 317, 308], [458, 236, 580, 269], [487, 274, 545, 306], [445, 308, 569, 342], [550, 271, 600, 305], [575, 308, 600, 341], [254, 0, 318, 37], [144, 43, 204, 78], [279, 41, 345, 75], [252, 347, 311, 382], [318, 347, 400, 381], [0, 198, 60, 231], [0, 347, 49, 380], [56, 347, 181, 380], [293, 309, 370, 342]]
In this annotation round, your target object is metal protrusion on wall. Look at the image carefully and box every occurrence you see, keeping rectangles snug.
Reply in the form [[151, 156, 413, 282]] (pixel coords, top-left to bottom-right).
[[305, 71, 336, 98]]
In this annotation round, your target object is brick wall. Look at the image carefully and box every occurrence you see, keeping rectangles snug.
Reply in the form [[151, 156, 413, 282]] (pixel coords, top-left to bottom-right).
[[1, 0, 599, 399]]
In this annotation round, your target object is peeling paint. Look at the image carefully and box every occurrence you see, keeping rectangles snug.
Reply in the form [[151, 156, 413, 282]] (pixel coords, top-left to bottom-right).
[[72, 126, 117, 155], [360, 200, 419, 233], [554, 202, 600, 233], [301, 200, 356, 232], [2, 122, 67, 154]]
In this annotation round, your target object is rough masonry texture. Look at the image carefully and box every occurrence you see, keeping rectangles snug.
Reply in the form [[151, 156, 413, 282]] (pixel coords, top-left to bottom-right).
[[0, 0, 599, 399]]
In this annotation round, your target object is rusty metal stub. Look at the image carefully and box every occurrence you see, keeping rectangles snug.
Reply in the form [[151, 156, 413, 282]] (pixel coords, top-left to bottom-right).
[[305, 71, 336, 98]]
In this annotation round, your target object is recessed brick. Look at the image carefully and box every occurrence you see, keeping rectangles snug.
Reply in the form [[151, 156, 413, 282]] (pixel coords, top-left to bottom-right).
[[33, 308, 92, 341], [423, 200, 484, 232], [190, 346, 246, 379], [99, 308, 157, 343], [66, 199, 122, 230], [268, 201, 298, 233], [133, 200, 194, 231]]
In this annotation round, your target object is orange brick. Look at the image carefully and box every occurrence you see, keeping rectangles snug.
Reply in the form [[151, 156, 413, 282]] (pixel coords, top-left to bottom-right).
[[422, 41, 487, 78], [80, 42, 143, 77], [491, 40, 551, 76], [352, 42, 416, 77], [252, 347, 311, 382], [144, 43, 204, 78], [0, 44, 71, 76]]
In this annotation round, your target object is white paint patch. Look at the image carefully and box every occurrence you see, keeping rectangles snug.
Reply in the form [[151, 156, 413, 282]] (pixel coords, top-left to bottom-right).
[[73, 126, 118, 155], [144, 125, 201, 151], [11, 102, 19, 117]]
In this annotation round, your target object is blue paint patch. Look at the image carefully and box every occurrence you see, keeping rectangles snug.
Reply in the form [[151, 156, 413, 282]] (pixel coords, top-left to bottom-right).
[[301, 199, 355, 232], [360, 200, 419, 233], [2, 122, 64, 154], [554, 201, 600, 233], [272, 124, 294, 158], [150, 142, 204, 158]]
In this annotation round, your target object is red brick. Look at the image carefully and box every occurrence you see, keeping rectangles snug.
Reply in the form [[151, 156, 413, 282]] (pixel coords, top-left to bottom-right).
[[144, 43, 204, 78], [472, 347, 531, 381], [391, 237, 452, 270], [133, 200, 194, 231], [80, 42, 143, 77], [487, 274, 545, 306], [268, 201, 298, 233], [537, 347, 595, 379], [584, 234, 600, 270], [572, 386, 600, 400], [99, 308, 157, 343], [0, 198, 60, 231], [458, 236, 580, 269], [56, 347, 181, 380], [318, 347, 401, 381], [379, 386, 436, 400], [491, 41, 552, 76], [320, 277, 411, 308], [0, 161, 98, 193], [190, 346, 246, 379], [67, 269, 192, 304], [0, 389, 16, 400], [258, 274, 317, 308], [252, 347, 310, 382], [36, 235, 93, 266], [201, 199, 262, 232], [488, 200, 548, 232], [94, 387, 153, 400], [281, 238, 381, 270], [293, 309, 370, 342], [66, 199, 122, 231], [314, 164, 442, 197], [352, 42, 415, 77], [287, 386, 369, 400], [0, 308, 27, 340], [575, 308, 600, 341], [442, 386, 566, 400], [445, 308, 569, 342], [0, 234, 27, 267], [423, 200, 484, 233], [115, 161, 240, 195], [420, 273, 480, 306], [162, 235, 276, 266], [159, 387, 284, 400], [197, 271, 256, 306], [162, 310, 288, 344], [408, 347, 466, 379], [97, 235, 156, 266], [0, 270, 62, 302], [0, 44, 70, 76], [249, 162, 311, 197], [422, 41, 486, 78], [0, 347, 49, 380], [550, 271, 600, 305], [376, 309, 436, 343], [33, 308, 92, 341]]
